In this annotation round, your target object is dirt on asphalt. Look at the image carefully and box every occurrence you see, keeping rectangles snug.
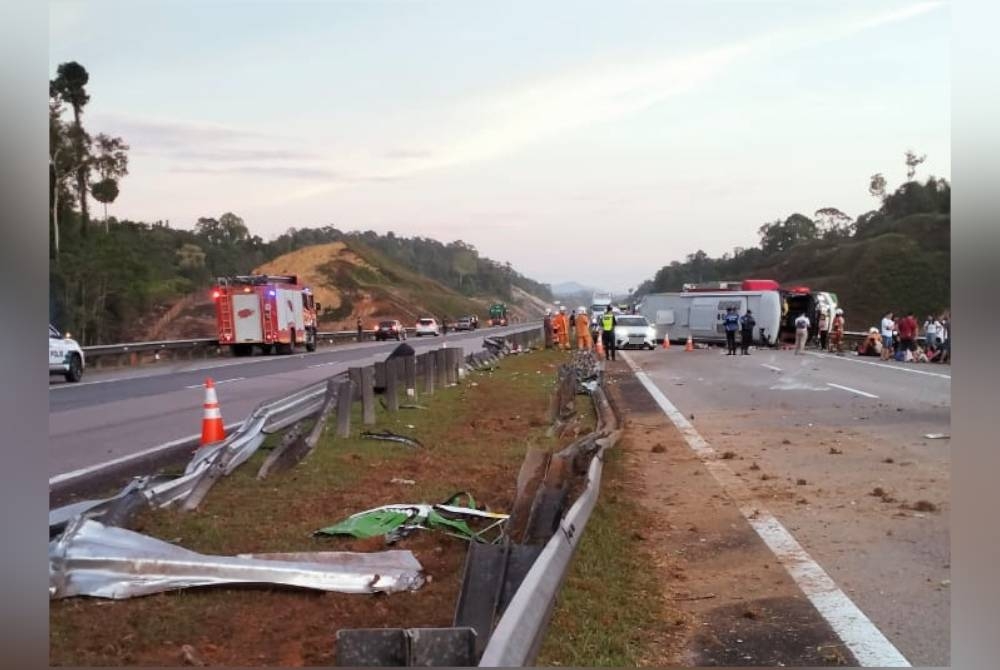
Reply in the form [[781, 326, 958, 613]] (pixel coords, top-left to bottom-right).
[[603, 363, 856, 666]]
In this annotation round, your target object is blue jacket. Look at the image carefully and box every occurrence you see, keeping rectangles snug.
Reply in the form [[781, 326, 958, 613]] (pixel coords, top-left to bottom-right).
[[740, 314, 756, 333], [724, 313, 740, 332]]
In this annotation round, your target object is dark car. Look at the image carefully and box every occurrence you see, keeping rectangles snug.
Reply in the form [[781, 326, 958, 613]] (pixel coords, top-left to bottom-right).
[[375, 319, 407, 341]]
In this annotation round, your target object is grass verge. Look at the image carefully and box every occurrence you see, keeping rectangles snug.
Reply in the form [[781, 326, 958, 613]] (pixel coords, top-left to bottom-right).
[[536, 437, 669, 667]]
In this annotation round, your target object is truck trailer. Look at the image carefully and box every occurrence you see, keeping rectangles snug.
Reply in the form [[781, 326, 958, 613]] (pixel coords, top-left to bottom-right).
[[212, 274, 319, 356]]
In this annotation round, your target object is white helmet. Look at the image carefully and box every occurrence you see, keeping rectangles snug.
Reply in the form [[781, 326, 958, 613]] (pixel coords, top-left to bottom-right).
[[559, 305, 567, 312], [836, 308, 844, 315], [545, 308, 552, 315]]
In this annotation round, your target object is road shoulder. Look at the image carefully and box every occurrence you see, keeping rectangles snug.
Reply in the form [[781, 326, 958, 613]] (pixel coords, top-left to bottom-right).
[[604, 360, 858, 666]]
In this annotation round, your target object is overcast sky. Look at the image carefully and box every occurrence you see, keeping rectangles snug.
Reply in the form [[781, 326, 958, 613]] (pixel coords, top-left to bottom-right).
[[50, 1, 950, 292]]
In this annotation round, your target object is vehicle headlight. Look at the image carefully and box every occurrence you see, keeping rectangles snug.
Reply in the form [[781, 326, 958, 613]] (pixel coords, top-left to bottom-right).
[[647, 326, 655, 339]]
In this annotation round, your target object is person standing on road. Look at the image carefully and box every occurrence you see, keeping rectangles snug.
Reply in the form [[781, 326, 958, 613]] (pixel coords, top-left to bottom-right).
[[724, 306, 740, 355], [831, 308, 846, 354], [543, 309, 554, 349], [441, 317, 449, 336], [817, 307, 830, 351], [600, 305, 617, 361], [557, 305, 571, 350], [923, 314, 942, 350], [880, 311, 895, 360], [739, 309, 756, 355], [794, 312, 810, 354], [356, 317, 364, 342], [575, 307, 592, 351], [897, 311, 917, 354]]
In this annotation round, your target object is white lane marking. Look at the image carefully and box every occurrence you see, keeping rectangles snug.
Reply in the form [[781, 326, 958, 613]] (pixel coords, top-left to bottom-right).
[[760, 363, 783, 372], [621, 352, 910, 667], [49, 422, 242, 486], [805, 351, 950, 380], [183, 377, 245, 389], [827, 382, 879, 399]]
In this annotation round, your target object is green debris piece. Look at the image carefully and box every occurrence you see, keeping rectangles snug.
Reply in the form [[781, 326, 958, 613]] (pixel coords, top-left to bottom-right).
[[314, 493, 508, 544], [316, 509, 415, 540]]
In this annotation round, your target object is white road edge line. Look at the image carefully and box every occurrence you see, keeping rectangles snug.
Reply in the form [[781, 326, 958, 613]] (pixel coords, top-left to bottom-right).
[[183, 376, 245, 389], [621, 352, 910, 667], [760, 363, 782, 372], [827, 382, 880, 399], [805, 351, 950, 380], [49, 422, 243, 486]]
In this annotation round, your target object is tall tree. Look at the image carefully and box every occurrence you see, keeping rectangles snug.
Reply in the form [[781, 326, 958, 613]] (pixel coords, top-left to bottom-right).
[[51, 62, 92, 235], [868, 173, 887, 202], [814, 207, 854, 240], [904, 149, 927, 181], [90, 134, 130, 227]]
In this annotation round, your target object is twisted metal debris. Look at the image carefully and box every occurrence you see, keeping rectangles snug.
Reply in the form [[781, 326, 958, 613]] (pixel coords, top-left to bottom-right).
[[49, 518, 425, 600]]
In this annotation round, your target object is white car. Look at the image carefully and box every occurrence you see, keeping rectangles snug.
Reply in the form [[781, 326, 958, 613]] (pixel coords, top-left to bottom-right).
[[414, 317, 441, 337], [614, 315, 656, 350], [50, 324, 85, 382]]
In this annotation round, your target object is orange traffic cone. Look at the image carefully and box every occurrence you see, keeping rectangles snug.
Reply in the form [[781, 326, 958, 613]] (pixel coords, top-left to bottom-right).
[[200, 377, 226, 446], [595, 338, 605, 358], [662, 333, 671, 350], [685, 335, 694, 352]]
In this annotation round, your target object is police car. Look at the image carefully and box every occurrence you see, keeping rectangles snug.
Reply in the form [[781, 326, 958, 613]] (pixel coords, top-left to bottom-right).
[[49, 324, 85, 382]]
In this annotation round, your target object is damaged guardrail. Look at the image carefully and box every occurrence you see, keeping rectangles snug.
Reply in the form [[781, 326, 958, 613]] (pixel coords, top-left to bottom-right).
[[478, 356, 620, 667], [51, 325, 545, 534]]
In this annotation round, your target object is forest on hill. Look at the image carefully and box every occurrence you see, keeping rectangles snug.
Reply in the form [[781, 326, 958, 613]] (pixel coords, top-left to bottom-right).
[[48, 61, 552, 344], [635, 161, 950, 329]]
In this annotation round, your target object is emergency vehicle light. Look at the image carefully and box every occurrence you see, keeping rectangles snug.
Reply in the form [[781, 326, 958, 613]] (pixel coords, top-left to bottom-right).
[[268, 290, 276, 296], [211, 290, 220, 299], [244, 287, 252, 293]]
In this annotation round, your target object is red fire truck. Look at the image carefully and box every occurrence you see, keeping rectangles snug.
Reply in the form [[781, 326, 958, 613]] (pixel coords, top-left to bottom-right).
[[212, 275, 320, 356]]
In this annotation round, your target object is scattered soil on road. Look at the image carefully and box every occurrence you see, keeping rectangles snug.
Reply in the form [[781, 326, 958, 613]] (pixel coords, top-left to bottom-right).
[[50, 349, 589, 667], [590, 363, 853, 666]]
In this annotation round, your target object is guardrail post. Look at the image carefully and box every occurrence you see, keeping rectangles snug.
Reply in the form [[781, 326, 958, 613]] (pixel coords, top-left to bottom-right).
[[434, 349, 448, 389], [403, 355, 417, 398], [386, 359, 400, 412], [361, 366, 376, 425], [374, 361, 387, 390], [348, 366, 363, 402], [444, 348, 458, 386], [422, 352, 435, 395], [336, 379, 354, 438]]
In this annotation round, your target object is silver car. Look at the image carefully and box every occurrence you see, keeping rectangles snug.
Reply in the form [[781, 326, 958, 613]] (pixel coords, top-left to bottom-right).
[[613, 315, 656, 350]]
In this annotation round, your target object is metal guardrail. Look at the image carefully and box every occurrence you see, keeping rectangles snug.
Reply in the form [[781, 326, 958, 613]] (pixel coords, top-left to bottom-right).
[[80, 325, 523, 367], [479, 372, 621, 666]]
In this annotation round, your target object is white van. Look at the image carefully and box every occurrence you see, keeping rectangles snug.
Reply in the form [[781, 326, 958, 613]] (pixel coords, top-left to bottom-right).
[[49, 324, 85, 382], [637, 291, 783, 346]]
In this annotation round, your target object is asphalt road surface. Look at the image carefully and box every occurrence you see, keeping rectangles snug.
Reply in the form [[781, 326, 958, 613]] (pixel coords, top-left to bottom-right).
[[49, 325, 532, 479], [623, 344, 950, 666]]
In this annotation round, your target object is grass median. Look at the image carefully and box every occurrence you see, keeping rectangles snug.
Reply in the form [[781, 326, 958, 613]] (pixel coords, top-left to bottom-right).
[[50, 347, 593, 667], [537, 404, 672, 666]]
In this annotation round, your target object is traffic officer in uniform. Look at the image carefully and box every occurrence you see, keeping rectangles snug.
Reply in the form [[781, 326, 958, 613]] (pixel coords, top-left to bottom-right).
[[724, 306, 740, 355], [739, 309, 756, 355], [600, 305, 617, 361]]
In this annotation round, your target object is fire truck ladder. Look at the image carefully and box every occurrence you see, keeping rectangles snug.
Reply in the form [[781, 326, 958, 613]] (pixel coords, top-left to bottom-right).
[[217, 279, 235, 341]]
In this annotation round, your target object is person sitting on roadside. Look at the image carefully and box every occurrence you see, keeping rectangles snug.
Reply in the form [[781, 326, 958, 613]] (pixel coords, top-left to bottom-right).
[[858, 327, 882, 357]]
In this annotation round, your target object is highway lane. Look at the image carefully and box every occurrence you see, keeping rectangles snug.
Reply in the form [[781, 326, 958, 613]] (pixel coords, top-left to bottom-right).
[[624, 346, 950, 666], [49, 325, 534, 478]]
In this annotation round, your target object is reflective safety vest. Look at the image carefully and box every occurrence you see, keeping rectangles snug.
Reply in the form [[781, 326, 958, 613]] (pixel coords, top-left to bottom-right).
[[601, 314, 615, 331]]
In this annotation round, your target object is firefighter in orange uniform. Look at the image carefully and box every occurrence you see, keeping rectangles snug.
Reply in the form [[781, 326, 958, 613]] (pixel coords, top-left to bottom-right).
[[558, 305, 571, 350], [575, 307, 592, 350]]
